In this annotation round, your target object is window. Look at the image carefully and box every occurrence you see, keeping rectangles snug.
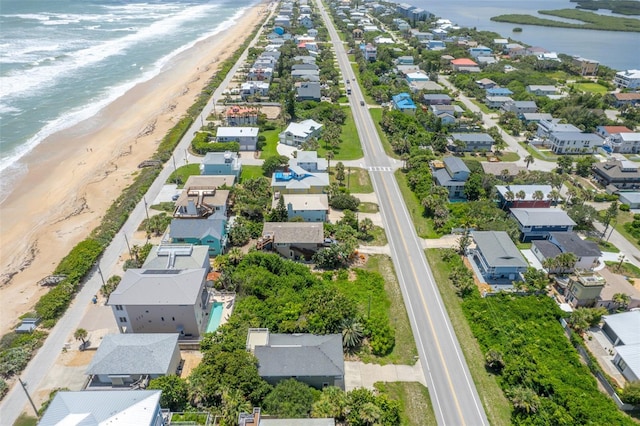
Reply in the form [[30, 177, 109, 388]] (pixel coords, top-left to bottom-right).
[[115, 305, 123, 311], [119, 317, 127, 323]]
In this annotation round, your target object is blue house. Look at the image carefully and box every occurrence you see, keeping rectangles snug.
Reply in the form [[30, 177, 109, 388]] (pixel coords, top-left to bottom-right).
[[392, 93, 417, 115], [431, 156, 470, 200], [470, 231, 528, 283], [469, 46, 492, 58], [510, 208, 576, 242], [426, 40, 445, 50], [274, 193, 329, 222], [170, 215, 228, 255], [486, 87, 513, 96], [200, 151, 241, 181]]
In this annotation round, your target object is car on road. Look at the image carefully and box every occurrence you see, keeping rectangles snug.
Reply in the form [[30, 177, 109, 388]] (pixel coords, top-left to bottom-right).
[[346, 79, 350, 84], [360, 100, 365, 106]]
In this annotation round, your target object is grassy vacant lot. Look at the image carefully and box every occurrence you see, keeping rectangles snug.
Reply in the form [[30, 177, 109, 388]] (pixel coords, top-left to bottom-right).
[[330, 167, 373, 193], [613, 210, 640, 251], [369, 108, 398, 159], [492, 9, 640, 32], [359, 255, 418, 365], [317, 107, 363, 160], [470, 99, 493, 114], [394, 169, 440, 238], [573, 82, 608, 94], [424, 249, 512, 426], [360, 225, 388, 246], [239, 165, 264, 182], [358, 202, 379, 213], [375, 382, 437, 426], [259, 127, 281, 159], [166, 163, 201, 187], [519, 142, 559, 161]]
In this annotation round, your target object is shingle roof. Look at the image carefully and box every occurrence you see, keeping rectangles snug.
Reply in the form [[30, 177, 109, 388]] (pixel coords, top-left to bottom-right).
[[38, 390, 162, 425], [108, 268, 206, 306], [255, 333, 344, 377], [549, 232, 601, 257], [532, 240, 562, 258], [472, 231, 528, 268], [86, 333, 179, 376], [263, 222, 324, 244], [510, 208, 576, 227]]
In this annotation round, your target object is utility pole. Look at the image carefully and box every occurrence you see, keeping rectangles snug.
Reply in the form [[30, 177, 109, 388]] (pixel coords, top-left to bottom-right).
[[18, 378, 38, 418], [172, 155, 178, 185], [143, 196, 150, 222], [96, 264, 106, 286], [123, 233, 132, 258]]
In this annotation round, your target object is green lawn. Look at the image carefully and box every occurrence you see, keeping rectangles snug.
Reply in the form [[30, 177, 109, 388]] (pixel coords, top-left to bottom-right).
[[259, 127, 281, 159], [359, 225, 388, 246], [586, 237, 620, 253], [495, 151, 520, 162], [358, 202, 379, 213], [239, 165, 265, 182], [573, 82, 608, 94], [394, 169, 439, 238], [166, 164, 201, 187], [369, 108, 399, 159], [375, 382, 437, 426], [470, 99, 492, 114], [519, 142, 559, 161], [13, 414, 37, 426], [359, 255, 418, 365], [613, 211, 640, 251], [425, 249, 512, 426], [317, 107, 363, 160], [329, 167, 373, 193], [605, 260, 640, 278]]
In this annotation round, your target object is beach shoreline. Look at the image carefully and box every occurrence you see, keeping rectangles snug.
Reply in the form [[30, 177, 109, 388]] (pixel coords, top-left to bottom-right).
[[0, 2, 267, 336]]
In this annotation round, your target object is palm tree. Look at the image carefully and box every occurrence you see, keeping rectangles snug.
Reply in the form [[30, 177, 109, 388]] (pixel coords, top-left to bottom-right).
[[74, 328, 88, 351], [359, 402, 382, 426], [312, 386, 347, 420], [341, 318, 364, 352], [542, 257, 557, 277], [227, 247, 244, 266], [358, 217, 374, 235], [500, 169, 510, 182], [532, 190, 544, 208], [516, 190, 526, 203], [485, 349, 505, 372], [325, 151, 334, 174], [612, 293, 631, 311], [502, 190, 515, 209], [508, 386, 540, 414], [547, 189, 561, 207], [221, 388, 251, 426], [524, 154, 534, 169]]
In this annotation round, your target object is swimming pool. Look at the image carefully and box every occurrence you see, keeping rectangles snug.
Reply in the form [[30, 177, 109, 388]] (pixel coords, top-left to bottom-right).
[[206, 302, 224, 333]]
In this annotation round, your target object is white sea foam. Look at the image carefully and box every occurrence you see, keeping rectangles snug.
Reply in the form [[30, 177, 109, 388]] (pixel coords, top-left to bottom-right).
[[0, 3, 219, 99], [0, 5, 251, 177]]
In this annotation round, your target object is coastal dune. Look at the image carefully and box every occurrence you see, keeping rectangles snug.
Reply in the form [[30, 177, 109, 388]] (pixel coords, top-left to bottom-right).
[[0, 3, 266, 335]]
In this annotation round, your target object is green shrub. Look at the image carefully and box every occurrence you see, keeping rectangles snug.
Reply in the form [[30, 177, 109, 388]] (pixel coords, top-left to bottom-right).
[[593, 193, 618, 202], [620, 204, 630, 211], [35, 283, 73, 321], [329, 193, 360, 210], [620, 381, 640, 405], [192, 139, 239, 155], [10, 331, 48, 351], [0, 378, 7, 399], [367, 317, 395, 356], [54, 239, 103, 285], [154, 117, 193, 162], [0, 333, 19, 352], [0, 347, 30, 378]]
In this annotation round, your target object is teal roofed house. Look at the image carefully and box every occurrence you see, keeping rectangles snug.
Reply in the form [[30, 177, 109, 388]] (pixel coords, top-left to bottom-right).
[[392, 92, 417, 115], [169, 214, 227, 256]]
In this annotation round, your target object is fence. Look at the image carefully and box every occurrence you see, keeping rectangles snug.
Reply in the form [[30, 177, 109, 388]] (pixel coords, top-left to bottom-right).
[[559, 319, 636, 411]]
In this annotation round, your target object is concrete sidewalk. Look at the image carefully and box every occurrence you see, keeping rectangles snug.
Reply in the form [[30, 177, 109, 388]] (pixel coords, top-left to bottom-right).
[[344, 360, 426, 391]]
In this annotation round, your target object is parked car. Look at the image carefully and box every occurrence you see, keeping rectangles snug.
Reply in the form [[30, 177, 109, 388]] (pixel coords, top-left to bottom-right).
[[172, 194, 180, 201]]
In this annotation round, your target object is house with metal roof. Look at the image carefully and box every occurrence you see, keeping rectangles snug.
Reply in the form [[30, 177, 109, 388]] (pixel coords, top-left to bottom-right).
[[470, 231, 528, 283], [216, 127, 259, 151], [169, 215, 228, 256], [291, 151, 327, 172], [142, 244, 210, 271], [485, 87, 513, 96], [272, 193, 329, 222], [279, 119, 323, 147], [602, 311, 640, 382], [526, 85, 558, 96], [391, 92, 417, 115], [201, 151, 241, 180], [531, 232, 601, 272], [510, 208, 576, 241], [38, 390, 164, 426], [536, 119, 581, 139], [431, 157, 470, 200], [422, 93, 452, 106], [521, 113, 553, 124], [547, 131, 602, 154], [108, 268, 209, 338], [593, 160, 640, 191], [448, 132, 495, 152], [271, 165, 329, 194], [501, 100, 538, 115], [85, 333, 181, 389], [246, 328, 344, 389], [619, 191, 640, 209], [496, 184, 554, 209], [173, 176, 231, 219], [240, 408, 335, 426], [485, 96, 513, 109], [260, 222, 325, 260]]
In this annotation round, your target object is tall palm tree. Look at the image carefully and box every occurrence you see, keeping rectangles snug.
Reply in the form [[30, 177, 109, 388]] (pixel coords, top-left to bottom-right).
[[532, 190, 544, 208], [524, 154, 535, 169], [547, 189, 561, 207], [502, 190, 515, 209], [516, 190, 526, 203], [325, 151, 334, 174], [221, 388, 251, 426], [612, 293, 631, 310]]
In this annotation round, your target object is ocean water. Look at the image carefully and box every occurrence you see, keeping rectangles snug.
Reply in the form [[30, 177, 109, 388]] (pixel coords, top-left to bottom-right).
[[405, 0, 640, 71], [0, 0, 257, 196]]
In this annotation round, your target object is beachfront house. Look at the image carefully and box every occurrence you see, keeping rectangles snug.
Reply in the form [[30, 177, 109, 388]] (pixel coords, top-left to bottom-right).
[[448, 133, 495, 152], [246, 328, 344, 389], [216, 127, 259, 151], [226, 106, 259, 126], [240, 81, 269, 100], [431, 156, 470, 200], [510, 208, 576, 242], [169, 215, 228, 256], [38, 390, 165, 425], [142, 244, 210, 271], [603, 311, 640, 382], [85, 333, 181, 389], [173, 175, 231, 218], [259, 222, 325, 260], [272, 193, 329, 222], [604, 132, 640, 154], [200, 151, 242, 180], [469, 231, 528, 283], [279, 119, 323, 147], [108, 268, 209, 338]]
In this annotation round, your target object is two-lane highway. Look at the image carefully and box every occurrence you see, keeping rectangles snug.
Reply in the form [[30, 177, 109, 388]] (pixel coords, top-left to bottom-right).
[[315, 2, 489, 424]]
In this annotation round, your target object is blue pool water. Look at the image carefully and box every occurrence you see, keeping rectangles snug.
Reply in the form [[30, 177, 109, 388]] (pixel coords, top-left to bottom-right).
[[206, 302, 224, 333]]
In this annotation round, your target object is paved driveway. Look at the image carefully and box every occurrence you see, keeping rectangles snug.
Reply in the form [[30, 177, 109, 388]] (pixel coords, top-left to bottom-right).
[[344, 360, 426, 391]]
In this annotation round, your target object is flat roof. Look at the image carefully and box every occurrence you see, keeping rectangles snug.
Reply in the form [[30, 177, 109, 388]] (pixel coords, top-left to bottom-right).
[[217, 127, 259, 137], [273, 193, 328, 211], [142, 244, 209, 270]]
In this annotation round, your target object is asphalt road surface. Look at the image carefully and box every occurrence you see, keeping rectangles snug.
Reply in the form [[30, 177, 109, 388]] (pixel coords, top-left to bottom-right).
[[315, 2, 489, 424]]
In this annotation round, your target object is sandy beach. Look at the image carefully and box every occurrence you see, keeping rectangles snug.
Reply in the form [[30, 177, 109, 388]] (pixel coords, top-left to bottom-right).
[[0, 2, 266, 336]]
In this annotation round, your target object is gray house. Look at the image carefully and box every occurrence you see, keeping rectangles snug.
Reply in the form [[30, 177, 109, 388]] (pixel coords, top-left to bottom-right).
[[38, 390, 165, 426], [108, 268, 209, 338], [142, 244, 210, 271], [470, 231, 528, 283], [246, 328, 344, 389], [260, 222, 325, 260], [510, 208, 576, 241], [200, 151, 242, 181], [297, 82, 321, 101], [85, 333, 181, 389], [431, 156, 470, 200], [448, 133, 495, 152]]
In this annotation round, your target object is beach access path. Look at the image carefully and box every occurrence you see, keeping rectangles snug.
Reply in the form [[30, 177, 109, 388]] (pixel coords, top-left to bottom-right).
[[0, 3, 276, 423]]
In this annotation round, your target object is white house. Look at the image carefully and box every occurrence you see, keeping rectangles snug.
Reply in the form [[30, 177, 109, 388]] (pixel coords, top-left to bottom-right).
[[547, 132, 602, 154], [614, 69, 640, 89], [216, 126, 259, 151], [279, 119, 323, 147]]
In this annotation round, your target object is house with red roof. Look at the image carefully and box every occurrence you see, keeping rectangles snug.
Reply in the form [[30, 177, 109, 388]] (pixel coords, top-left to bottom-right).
[[451, 58, 479, 72]]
